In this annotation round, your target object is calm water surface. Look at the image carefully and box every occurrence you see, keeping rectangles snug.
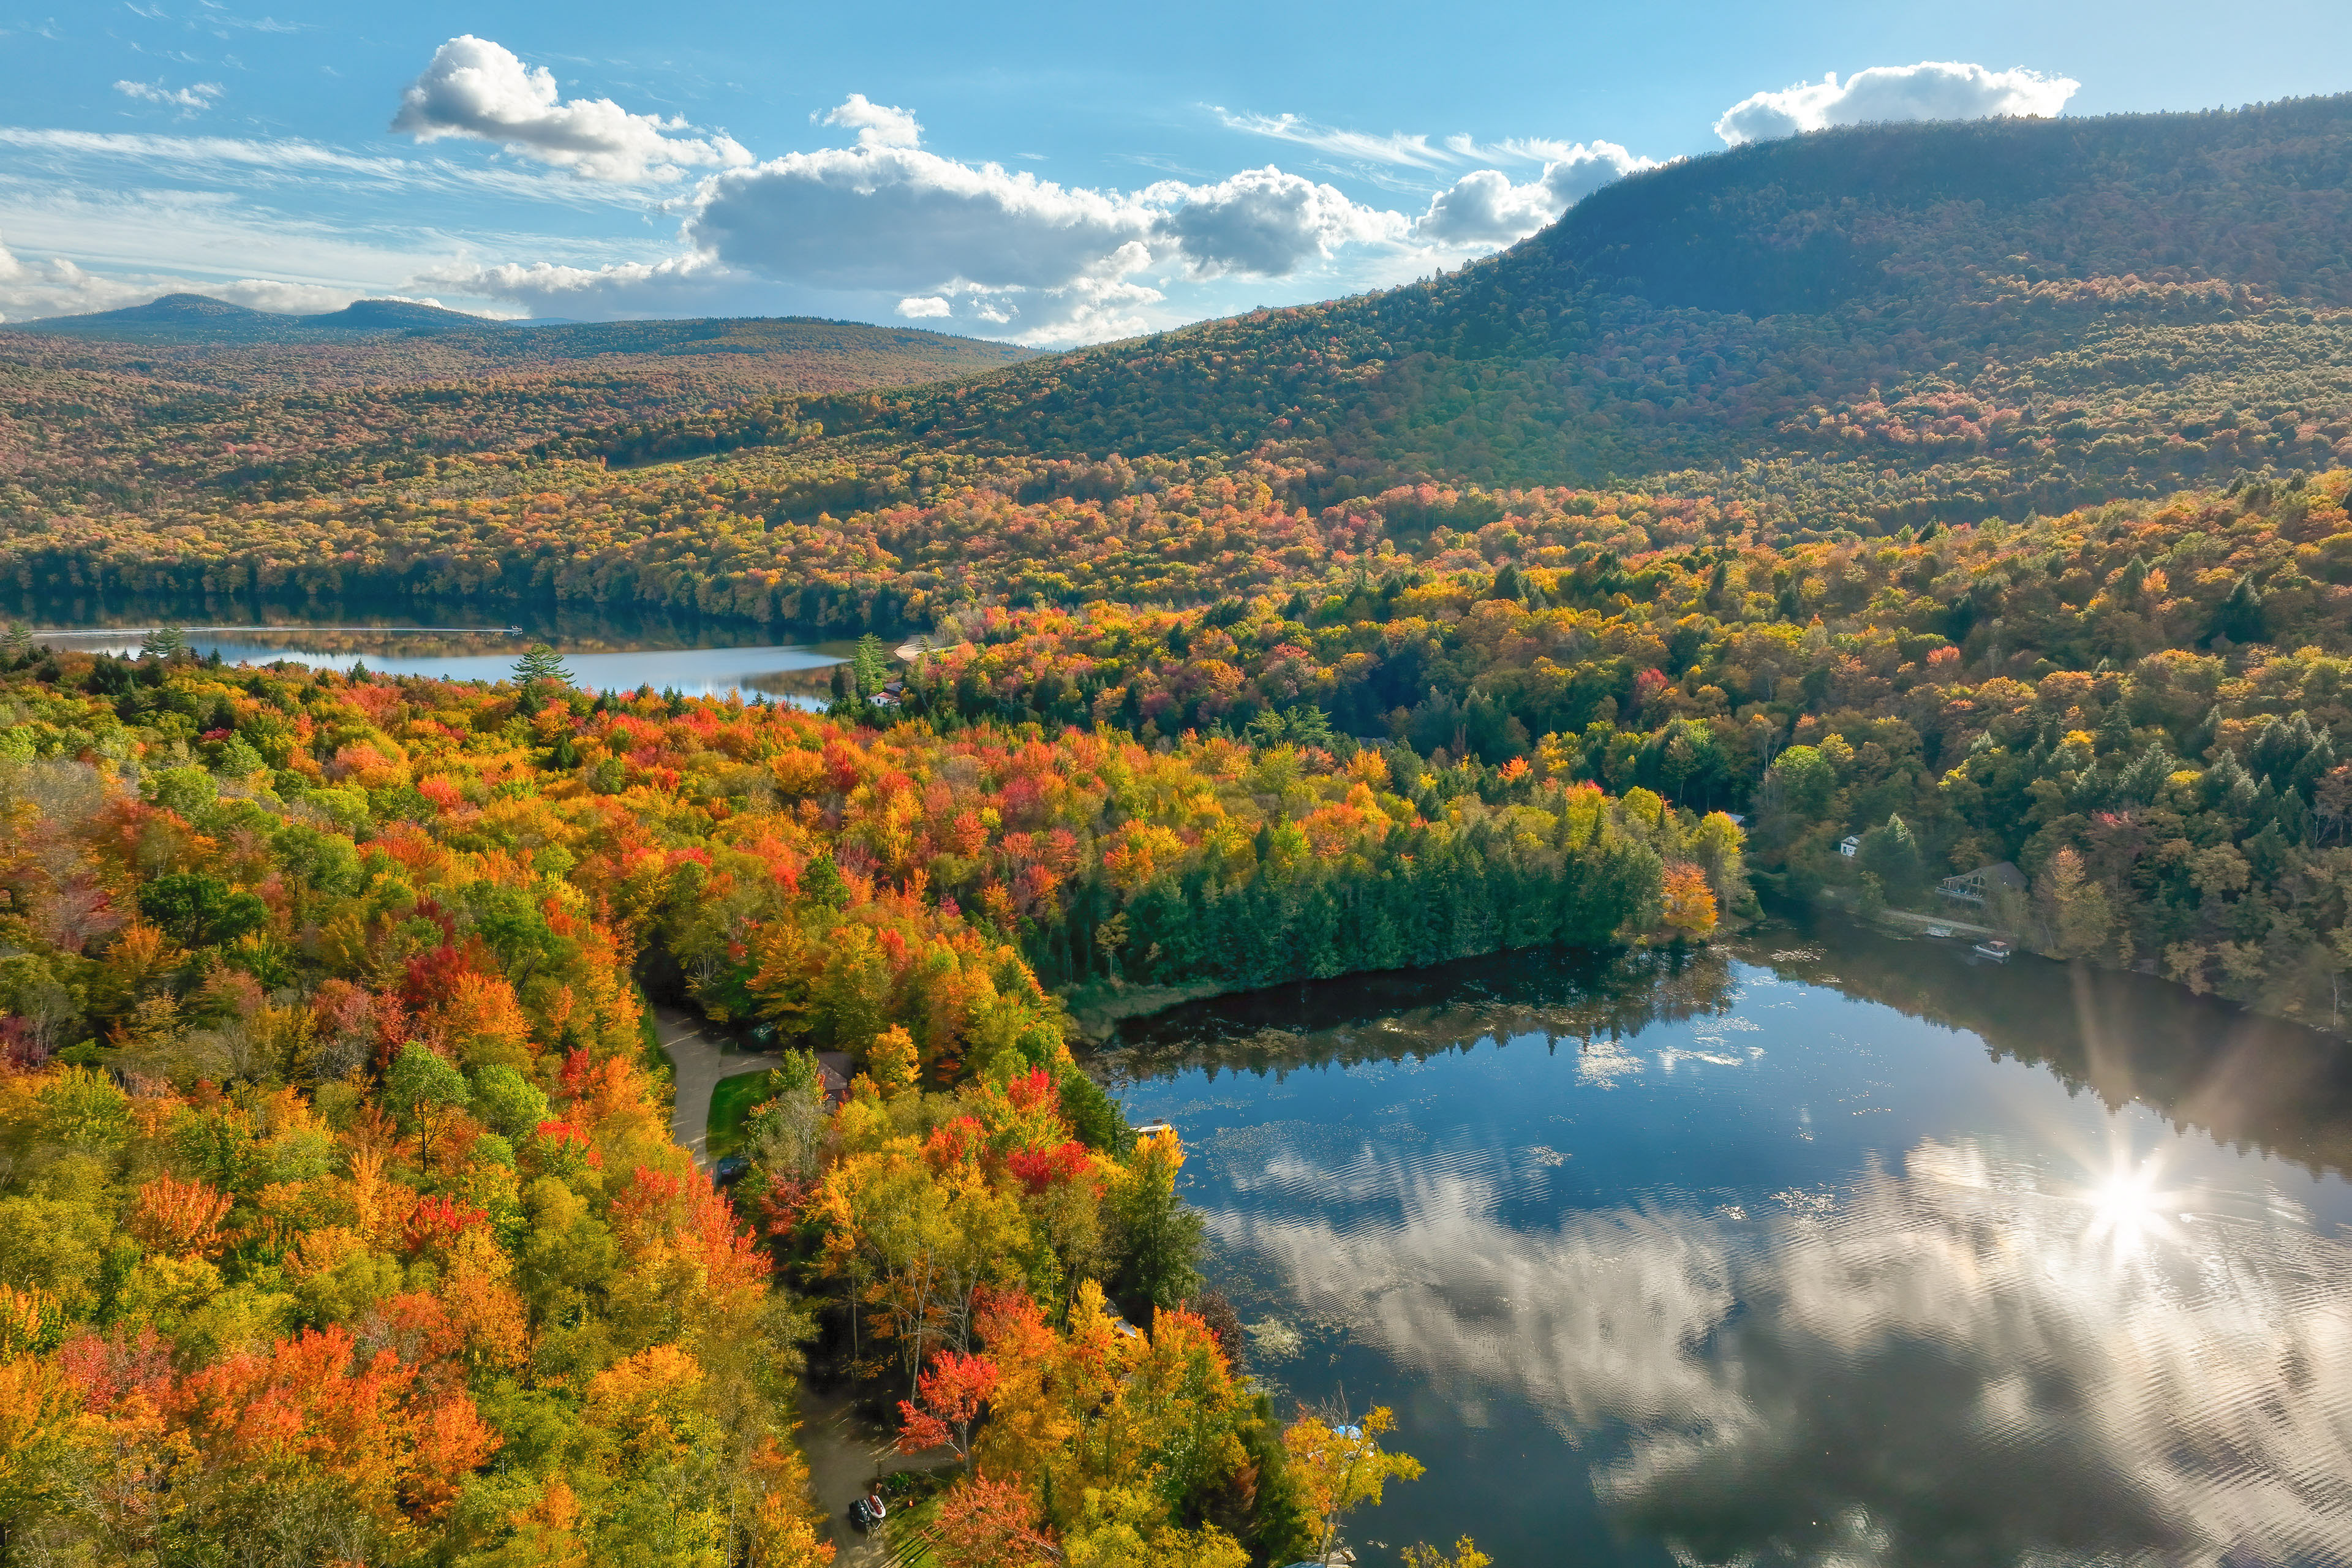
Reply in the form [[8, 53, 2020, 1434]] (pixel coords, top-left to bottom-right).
[[1104, 921, 2352, 1567], [24, 604, 846, 701]]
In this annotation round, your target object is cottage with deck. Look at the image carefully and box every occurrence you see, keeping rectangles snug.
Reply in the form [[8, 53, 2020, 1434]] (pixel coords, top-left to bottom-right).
[[1937, 861, 2026, 907]]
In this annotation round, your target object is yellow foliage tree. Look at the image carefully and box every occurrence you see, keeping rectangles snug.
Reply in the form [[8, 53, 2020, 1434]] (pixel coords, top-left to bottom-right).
[[1659, 861, 1719, 940], [869, 1025, 921, 1098], [1281, 1405, 1425, 1562]]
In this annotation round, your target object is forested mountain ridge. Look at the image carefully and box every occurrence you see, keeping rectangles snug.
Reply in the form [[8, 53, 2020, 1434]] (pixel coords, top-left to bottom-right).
[[5, 293, 1041, 361], [582, 93, 2352, 529], [0, 314, 1032, 515], [4, 293, 503, 343], [15, 94, 2352, 617]]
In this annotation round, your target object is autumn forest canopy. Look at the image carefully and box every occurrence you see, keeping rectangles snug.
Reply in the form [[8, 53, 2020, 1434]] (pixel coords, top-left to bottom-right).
[[4, 90, 2352, 1566]]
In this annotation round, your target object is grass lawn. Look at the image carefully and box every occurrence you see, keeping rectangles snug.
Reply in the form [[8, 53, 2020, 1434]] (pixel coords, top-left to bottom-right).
[[704, 1069, 777, 1160]]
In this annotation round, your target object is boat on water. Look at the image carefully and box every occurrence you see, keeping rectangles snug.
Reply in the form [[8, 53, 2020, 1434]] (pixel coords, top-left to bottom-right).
[[1971, 938, 2013, 962]]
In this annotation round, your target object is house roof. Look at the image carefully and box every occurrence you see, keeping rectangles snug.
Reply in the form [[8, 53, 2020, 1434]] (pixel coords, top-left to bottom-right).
[[1941, 861, 2026, 891]]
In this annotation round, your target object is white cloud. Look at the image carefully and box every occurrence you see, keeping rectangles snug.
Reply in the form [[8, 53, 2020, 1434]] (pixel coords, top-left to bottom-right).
[[1540, 142, 1656, 206], [0, 126, 642, 210], [1442, 134, 1602, 165], [1415, 169, 1548, 247], [1415, 141, 1657, 245], [390, 35, 751, 182], [1213, 108, 1455, 170], [1147, 165, 1406, 277], [1, 124, 393, 178], [1714, 61, 2081, 145], [685, 148, 1176, 341], [415, 253, 736, 318], [690, 145, 1153, 295], [1213, 109, 1657, 248], [113, 79, 224, 115], [1024, 270, 1165, 341], [818, 94, 921, 150], [684, 137, 1405, 342], [894, 295, 950, 318]]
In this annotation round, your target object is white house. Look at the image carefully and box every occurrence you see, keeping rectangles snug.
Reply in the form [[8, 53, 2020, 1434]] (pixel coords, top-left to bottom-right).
[[1839, 834, 1862, 858]]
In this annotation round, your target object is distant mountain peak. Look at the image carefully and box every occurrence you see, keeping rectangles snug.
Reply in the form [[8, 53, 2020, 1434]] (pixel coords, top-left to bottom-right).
[[3, 292, 502, 342], [87, 293, 273, 322], [298, 298, 498, 333]]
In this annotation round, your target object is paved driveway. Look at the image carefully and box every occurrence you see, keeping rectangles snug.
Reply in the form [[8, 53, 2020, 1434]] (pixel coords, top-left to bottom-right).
[[651, 1001, 782, 1171]]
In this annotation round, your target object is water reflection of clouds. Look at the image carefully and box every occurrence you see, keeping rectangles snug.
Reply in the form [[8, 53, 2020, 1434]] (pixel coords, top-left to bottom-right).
[[1658, 1043, 1752, 1069], [40, 630, 843, 703], [1577, 1039, 1646, 1087], [1207, 1135, 2352, 1566]]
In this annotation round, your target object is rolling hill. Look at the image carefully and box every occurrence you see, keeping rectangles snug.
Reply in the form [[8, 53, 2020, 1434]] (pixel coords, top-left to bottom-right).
[[11, 91, 2352, 604], [600, 92, 2352, 530], [0, 304, 1034, 512], [2, 292, 508, 343]]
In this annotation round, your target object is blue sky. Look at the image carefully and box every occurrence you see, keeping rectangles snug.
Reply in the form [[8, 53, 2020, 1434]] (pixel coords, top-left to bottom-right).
[[2, 0, 2348, 342]]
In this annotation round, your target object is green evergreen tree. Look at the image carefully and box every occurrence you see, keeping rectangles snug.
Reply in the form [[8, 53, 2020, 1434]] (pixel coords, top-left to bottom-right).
[[512, 643, 575, 688], [2212, 575, 2267, 646], [140, 625, 189, 660], [851, 632, 890, 697], [1857, 813, 1924, 905], [1110, 1141, 1205, 1313]]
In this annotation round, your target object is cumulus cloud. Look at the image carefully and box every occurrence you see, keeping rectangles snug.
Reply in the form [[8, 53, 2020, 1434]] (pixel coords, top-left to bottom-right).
[[819, 94, 921, 150], [414, 253, 737, 318], [113, 80, 224, 115], [684, 131, 1401, 340], [1715, 61, 2081, 145], [1148, 165, 1406, 277], [401, 88, 1581, 342], [690, 146, 1152, 295], [1415, 141, 1657, 245], [390, 36, 750, 181], [1214, 108, 1656, 247]]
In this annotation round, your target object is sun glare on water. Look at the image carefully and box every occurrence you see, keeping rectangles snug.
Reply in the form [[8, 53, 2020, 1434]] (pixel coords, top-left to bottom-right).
[[2078, 1148, 2186, 1253]]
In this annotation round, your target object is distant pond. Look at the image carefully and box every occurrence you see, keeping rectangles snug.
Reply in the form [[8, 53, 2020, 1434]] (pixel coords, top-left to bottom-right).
[[21, 601, 847, 703], [1101, 915, 2352, 1567]]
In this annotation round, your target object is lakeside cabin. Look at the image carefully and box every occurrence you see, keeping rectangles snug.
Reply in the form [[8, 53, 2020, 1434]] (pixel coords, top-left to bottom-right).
[[1937, 861, 2027, 908]]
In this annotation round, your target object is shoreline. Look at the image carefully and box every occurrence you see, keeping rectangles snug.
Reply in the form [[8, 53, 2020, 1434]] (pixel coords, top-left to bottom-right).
[[1055, 932, 1745, 1048]]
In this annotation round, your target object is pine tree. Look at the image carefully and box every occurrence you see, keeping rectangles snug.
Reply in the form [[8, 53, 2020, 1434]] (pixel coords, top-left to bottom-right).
[[851, 633, 889, 697], [141, 625, 190, 661], [2212, 574, 2266, 646], [512, 643, 575, 688]]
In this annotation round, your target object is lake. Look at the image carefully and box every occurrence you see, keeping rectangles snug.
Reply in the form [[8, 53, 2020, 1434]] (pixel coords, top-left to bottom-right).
[[19, 603, 848, 702], [1101, 918, 2352, 1567]]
